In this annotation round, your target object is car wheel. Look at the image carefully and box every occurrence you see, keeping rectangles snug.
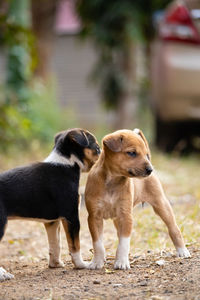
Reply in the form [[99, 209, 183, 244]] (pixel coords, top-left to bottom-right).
[[155, 116, 181, 152]]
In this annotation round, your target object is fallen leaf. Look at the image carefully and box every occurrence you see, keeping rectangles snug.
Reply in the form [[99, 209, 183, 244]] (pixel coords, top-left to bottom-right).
[[8, 240, 15, 245], [105, 269, 115, 274]]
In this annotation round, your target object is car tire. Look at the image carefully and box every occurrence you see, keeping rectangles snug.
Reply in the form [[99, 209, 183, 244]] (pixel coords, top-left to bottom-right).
[[155, 116, 182, 152], [155, 116, 200, 153]]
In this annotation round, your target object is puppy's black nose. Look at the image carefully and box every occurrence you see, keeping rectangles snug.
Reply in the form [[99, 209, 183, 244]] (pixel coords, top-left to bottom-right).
[[145, 166, 153, 175]]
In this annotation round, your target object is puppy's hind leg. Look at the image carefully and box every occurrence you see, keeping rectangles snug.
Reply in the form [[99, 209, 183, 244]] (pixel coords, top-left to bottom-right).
[[44, 220, 64, 268], [148, 188, 190, 258], [62, 216, 86, 269], [0, 205, 14, 281]]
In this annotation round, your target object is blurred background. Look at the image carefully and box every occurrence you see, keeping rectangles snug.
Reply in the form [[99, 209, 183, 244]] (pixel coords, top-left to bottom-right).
[[0, 0, 200, 156]]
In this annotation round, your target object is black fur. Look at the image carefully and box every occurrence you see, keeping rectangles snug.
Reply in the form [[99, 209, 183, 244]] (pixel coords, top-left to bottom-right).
[[0, 129, 100, 248], [55, 129, 100, 162], [0, 163, 80, 221]]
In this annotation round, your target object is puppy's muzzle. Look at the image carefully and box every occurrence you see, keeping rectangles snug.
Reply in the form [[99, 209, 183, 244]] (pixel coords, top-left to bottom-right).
[[128, 164, 153, 178], [145, 165, 153, 176]]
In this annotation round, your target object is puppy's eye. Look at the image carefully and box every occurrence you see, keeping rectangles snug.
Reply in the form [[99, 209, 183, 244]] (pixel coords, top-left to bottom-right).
[[96, 147, 101, 155], [127, 151, 137, 157]]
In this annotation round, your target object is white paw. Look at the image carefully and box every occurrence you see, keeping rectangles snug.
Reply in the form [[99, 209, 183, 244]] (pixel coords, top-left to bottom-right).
[[114, 258, 130, 270], [177, 247, 191, 258], [74, 261, 88, 269], [71, 251, 88, 269], [0, 267, 14, 281], [87, 260, 104, 270]]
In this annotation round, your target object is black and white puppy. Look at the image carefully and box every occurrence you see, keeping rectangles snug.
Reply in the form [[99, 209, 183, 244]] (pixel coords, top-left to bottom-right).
[[0, 128, 100, 281]]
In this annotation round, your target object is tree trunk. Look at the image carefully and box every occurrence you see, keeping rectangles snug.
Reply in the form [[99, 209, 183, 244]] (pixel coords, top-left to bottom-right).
[[31, 0, 58, 79], [114, 43, 137, 130]]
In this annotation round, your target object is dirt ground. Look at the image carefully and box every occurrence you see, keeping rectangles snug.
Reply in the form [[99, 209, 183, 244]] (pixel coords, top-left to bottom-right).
[[0, 206, 200, 300]]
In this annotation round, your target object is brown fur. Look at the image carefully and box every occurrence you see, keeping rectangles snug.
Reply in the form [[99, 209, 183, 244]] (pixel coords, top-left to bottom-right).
[[83, 148, 99, 171], [85, 129, 190, 270]]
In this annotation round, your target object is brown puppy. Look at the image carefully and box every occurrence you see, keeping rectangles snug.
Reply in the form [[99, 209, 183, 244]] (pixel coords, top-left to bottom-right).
[[85, 129, 190, 270]]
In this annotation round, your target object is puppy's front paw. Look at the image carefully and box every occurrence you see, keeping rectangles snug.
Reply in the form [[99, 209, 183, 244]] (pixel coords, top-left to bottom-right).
[[49, 260, 65, 268], [177, 247, 191, 258], [71, 252, 88, 269], [114, 258, 130, 270], [87, 260, 104, 270], [74, 261, 88, 269], [0, 267, 14, 281]]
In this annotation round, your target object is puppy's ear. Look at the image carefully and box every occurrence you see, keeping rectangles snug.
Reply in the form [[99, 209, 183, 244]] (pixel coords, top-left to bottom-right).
[[103, 135, 123, 152], [54, 131, 64, 145], [133, 128, 151, 159], [68, 129, 89, 147]]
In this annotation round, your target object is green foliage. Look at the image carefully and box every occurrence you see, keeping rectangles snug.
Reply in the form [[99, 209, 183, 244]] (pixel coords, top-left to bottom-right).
[[27, 81, 78, 144], [0, 80, 78, 152], [77, 1, 142, 48], [0, 101, 30, 151], [77, 0, 140, 109], [3, 0, 34, 105], [77, 0, 171, 45], [0, 0, 77, 152], [77, 0, 171, 109], [89, 50, 126, 109], [0, 0, 33, 149], [130, 0, 171, 41], [0, 0, 58, 151]]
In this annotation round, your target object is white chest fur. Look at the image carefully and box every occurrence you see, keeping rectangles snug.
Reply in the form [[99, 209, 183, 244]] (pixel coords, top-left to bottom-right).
[[98, 194, 118, 220]]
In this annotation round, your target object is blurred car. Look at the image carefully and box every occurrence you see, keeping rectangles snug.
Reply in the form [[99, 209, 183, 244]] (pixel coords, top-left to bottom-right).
[[151, 0, 200, 152]]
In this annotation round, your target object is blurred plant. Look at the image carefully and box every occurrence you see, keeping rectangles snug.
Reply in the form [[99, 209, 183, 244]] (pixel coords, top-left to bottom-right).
[[27, 80, 78, 144], [0, 0, 35, 150], [76, 0, 170, 128], [5, 0, 35, 104], [133, 0, 171, 45], [0, 0, 68, 152], [0, 79, 77, 152]]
